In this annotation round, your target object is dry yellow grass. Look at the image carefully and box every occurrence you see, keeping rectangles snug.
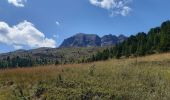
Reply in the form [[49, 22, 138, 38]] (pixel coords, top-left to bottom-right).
[[0, 53, 170, 100]]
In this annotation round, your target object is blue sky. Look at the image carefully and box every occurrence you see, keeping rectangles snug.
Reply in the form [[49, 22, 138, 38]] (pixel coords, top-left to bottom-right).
[[0, 0, 170, 53]]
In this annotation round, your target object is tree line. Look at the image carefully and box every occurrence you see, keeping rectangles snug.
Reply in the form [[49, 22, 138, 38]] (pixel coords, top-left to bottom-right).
[[0, 56, 61, 69], [86, 20, 170, 62], [0, 54, 76, 69]]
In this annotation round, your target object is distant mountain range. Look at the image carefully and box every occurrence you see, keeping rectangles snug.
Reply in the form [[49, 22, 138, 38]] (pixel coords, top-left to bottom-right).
[[60, 33, 127, 47]]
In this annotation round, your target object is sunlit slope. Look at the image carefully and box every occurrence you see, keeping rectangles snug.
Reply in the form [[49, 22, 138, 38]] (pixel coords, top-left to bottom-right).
[[0, 53, 170, 100]]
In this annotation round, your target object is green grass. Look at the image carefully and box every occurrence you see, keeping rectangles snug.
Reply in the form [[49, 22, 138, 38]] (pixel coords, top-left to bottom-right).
[[1, 53, 170, 100]]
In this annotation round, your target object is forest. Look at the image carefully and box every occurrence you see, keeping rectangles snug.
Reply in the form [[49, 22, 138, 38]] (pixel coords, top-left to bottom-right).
[[86, 20, 170, 62]]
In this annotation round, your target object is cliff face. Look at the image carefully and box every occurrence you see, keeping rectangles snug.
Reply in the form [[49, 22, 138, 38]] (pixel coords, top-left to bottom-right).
[[60, 33, 101, 47], [60, 33, 127, 47]]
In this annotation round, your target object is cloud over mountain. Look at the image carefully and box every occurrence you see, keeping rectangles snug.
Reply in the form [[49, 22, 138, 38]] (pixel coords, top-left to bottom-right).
[[0, 20, 56, 49], [89, 0, 132, 16]]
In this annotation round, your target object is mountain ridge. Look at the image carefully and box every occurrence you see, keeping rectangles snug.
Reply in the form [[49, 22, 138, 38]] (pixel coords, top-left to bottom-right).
[[60, 33, 127, 47]]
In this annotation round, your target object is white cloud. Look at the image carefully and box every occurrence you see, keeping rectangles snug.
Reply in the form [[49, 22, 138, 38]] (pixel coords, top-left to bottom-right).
[[0, 20, 56, 49], [56, 21, 60, 26], [8, 0, 27, 7], [89, 0, 132, 16]]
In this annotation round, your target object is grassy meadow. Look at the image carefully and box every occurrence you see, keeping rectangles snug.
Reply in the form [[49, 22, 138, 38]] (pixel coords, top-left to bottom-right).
[[1, 53, 170, 100]]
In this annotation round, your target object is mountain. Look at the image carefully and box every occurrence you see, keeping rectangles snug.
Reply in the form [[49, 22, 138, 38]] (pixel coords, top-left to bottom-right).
[[60, 33, 127, 47], [60, 33, 101, 47], [101, 34, 127, 47], [117, 35, 128, 43]]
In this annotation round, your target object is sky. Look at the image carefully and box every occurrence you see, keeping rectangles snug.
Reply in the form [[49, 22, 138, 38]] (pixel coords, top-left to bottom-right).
[[0, 0, 170, 53]]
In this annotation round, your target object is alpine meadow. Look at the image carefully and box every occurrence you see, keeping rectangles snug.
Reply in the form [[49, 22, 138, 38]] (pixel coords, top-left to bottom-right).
[[1, 0, 170, 100]]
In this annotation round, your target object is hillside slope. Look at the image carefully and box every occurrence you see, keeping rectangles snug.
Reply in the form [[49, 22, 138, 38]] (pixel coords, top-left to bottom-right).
[[0, 53, 170, 99], [0, 47, 105, 68]]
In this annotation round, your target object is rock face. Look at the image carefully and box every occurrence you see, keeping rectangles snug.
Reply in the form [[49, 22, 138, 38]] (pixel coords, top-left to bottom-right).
[[101, 34, 119, 46], [60, 33, 127, 47], [118, 35, 128, 43], [60, 33, 101, 47], [101, 34, 127, 47]]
